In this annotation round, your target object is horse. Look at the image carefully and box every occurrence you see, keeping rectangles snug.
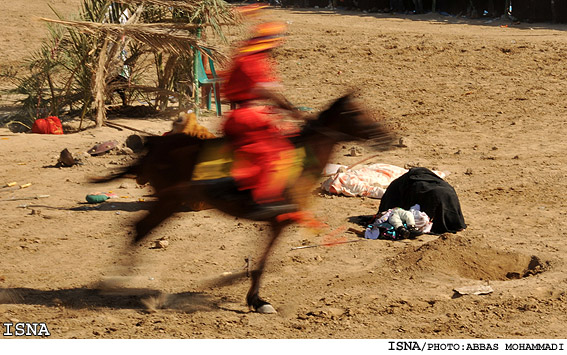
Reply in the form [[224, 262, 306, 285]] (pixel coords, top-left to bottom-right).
[[97, 93, 394, 313]]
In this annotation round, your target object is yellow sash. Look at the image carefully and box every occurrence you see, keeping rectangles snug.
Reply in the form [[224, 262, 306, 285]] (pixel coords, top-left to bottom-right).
[[191, 140, 306, 185]]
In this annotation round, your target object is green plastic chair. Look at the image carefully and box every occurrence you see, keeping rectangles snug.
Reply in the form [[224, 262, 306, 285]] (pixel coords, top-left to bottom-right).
[[195, 49, 223, 116]]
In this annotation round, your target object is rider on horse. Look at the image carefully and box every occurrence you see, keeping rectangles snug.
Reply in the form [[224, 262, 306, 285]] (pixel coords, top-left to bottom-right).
[[222, 22, 303, 218]]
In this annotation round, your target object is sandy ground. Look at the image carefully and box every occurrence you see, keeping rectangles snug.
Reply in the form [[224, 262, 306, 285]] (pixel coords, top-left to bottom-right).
[[1, 1, 567, 340]]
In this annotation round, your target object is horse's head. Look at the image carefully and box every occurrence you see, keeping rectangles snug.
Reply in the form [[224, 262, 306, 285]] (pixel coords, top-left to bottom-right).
[[312, 93, 395, 151]]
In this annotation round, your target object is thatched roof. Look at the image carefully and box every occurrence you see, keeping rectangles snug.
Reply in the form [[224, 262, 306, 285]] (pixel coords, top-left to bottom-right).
[[113, 0, 242, 29], [39, 17, 227, 61]]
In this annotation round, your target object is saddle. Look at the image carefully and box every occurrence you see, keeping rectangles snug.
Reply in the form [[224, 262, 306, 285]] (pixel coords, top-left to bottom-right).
[[190, 138, 305, 220]]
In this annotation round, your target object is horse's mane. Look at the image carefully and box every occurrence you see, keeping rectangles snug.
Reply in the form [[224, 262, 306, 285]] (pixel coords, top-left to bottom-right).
[[292, 93, 360, 148], [296, 93, 352, 137]]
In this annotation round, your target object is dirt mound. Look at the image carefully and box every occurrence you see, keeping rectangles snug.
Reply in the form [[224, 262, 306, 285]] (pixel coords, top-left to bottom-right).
[[390, 235, 548, 281]]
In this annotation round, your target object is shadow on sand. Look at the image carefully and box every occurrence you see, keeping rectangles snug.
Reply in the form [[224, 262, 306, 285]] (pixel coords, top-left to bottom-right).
[[0, 286, 222, 314]]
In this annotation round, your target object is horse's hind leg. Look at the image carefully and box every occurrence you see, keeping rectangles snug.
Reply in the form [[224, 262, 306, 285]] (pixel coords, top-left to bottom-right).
[[246, 220, 285, 314]]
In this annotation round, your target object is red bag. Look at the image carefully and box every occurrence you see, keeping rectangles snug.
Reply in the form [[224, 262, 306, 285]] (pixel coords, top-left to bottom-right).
[[31, 116, 64, 135]]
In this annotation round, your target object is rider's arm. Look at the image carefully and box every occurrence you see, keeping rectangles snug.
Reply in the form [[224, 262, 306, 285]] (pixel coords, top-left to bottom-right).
[[252, 82, 303, 119]]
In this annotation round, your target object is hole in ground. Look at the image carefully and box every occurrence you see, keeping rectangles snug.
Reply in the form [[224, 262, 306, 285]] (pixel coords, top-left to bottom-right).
[[390, 235, 548, 281]]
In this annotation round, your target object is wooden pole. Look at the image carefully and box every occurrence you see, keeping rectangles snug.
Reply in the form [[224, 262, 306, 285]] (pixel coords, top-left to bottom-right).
[[432, 0, 436, 12], [94, 38, 109, 128], [193, 27, 202, 117], [94, 5, 144, 127]]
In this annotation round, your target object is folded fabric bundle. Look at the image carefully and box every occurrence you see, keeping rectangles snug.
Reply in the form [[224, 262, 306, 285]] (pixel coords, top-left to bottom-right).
[[321, 163, 410, 198], [321, 163, 446, 199]]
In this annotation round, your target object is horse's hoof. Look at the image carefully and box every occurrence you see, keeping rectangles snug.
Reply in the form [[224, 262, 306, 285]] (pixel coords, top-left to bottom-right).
[[141, 293, 169, 313], [256, 304, 277, 314]]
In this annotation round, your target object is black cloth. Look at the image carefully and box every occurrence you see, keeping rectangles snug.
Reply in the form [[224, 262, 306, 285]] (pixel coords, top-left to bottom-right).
[[378, 167, 466, 234]]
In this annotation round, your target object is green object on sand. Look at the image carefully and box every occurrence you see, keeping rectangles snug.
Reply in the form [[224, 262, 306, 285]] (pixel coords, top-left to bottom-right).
[[86, 194, 109, 204]]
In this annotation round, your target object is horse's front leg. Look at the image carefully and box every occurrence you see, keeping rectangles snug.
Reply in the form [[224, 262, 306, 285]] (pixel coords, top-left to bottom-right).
[[134, 184, 190, 243], [246, 220, 286, 314], [134, 197, 182, 243], [98, 186, 185, 292]]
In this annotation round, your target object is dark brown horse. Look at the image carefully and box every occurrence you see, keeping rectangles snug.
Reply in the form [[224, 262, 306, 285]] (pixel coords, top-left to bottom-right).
[[98, 93, 394, 313]]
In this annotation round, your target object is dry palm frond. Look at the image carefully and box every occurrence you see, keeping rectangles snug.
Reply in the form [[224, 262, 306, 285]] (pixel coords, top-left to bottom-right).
[[39, 18, 227, 62], [115, 0, 201, 13], [115, 0, 242, 41], [114, 0, 241, 24], [187, 0, 243, 41]]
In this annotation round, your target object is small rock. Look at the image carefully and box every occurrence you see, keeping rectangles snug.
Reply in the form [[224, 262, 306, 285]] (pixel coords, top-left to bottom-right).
[[57, 148, 78, 167], [397, 137, 409, 148], [152, 240, 169, 249], [117, 147, 134, 155], [464, 168, 473, 175], [349, 146, 362, 156], [325, 307, 345, 318], [404, 162, 421, 169], [453, 285, 494, 296], [119, 183, 129, 189]]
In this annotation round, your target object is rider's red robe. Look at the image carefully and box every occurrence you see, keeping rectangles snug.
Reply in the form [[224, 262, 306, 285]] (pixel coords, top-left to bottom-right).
[[222, 51, 295, 204]]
